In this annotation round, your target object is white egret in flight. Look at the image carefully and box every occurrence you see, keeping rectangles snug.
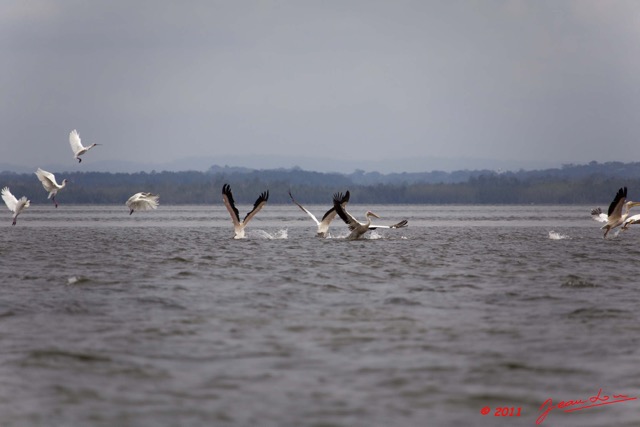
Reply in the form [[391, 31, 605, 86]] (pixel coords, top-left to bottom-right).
[[126, 192, 159, 215], [289, 189, 350, 237], [1, 187, 30, 225], [332, 192, 408, 240], [222, 183, 269, 239], [591, 187, 640, 238], [69, 129, 100, 163], [35, 168, 68, 208]]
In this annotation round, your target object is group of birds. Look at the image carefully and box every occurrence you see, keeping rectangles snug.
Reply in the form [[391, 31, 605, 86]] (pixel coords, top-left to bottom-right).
[[2, 130, 160, 225], [591, 186, 640, 238], [3, 130, 639, 240], [222, 184, 408, 239], [1, 129, 407, 239]]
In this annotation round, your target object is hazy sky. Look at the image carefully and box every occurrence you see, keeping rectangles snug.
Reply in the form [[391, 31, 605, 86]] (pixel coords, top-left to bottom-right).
[[2, 0, 640, 173]]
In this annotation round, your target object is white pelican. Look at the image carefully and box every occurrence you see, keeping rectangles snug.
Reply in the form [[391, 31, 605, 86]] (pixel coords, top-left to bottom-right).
[[1, 187, 30, 225], [591, 187, 640, 238], [35, 168, 68, 208], [332, 192, 408, 240], [622, 214, 640, 230], [289, 189, 350, 237], [69, 129, 100, 163], [126, 192, 159, 215], [222, 183, 269, 239]]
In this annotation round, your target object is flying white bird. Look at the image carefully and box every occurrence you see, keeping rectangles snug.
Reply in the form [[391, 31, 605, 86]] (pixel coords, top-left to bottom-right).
[[69, 129, 100, 163], [35, 168, 68, 208], [289, 189, 350, 237], [332, 192, 408, 240], [126, 192, 159, 215], [1, 187, 30, 225], [222, 183, 269, 239], [591, 187, 640, 238]]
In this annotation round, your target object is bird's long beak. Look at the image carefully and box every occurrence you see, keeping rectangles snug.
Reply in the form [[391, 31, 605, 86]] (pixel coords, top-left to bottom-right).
[[368, 211, 380, 219]]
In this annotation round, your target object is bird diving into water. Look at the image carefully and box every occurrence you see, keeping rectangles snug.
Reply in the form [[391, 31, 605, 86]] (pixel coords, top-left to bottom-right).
[[591, 186, 640, 238], [126, 192, 159, 215], [1, 187, 30, 225], [69, 129, 100, 163], [332, 192, 408, 240], [222, 183, 269, 239], [289, 189, 350, 237], [35, 168, 68, 208]]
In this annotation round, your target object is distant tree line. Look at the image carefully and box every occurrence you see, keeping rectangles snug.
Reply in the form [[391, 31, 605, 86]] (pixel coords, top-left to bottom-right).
[[1, 161, 638, 205]]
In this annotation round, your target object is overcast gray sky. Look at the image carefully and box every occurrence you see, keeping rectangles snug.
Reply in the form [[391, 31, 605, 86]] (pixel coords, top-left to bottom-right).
[[2, 0, 640, 173]]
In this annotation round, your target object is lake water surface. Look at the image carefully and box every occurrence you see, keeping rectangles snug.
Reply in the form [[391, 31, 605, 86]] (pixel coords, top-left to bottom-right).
[[0, 204, 639, 426]]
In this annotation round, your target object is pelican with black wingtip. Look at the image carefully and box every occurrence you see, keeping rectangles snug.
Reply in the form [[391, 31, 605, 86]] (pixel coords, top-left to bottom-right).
[[222, 183, 269, 239], [289, 189, 350, 237], [332, 192, 408, 240]]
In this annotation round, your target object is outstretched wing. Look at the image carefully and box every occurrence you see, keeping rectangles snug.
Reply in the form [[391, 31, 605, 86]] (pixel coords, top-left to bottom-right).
[[127, 192, 159, 211], [1, 187, 18, 212], [590, 207, 608, 223], [369, 219, 408, 230], [333, 192, 360, 231], [140, 193, 159, 209], [607, 186, 627, 218], [222, 184, 241, 226], [243, 190, 269, 225], [320, 190, 350, 224], [69, 129, 85, 155], [35, 168, 58, 191], [288, 190, 320, 225], [623, 214, 640, 228]]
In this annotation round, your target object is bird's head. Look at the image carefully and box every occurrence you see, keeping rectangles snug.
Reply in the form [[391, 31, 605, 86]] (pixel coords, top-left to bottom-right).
[[625, 201, 640, 212], [366, 211, 380, 219]]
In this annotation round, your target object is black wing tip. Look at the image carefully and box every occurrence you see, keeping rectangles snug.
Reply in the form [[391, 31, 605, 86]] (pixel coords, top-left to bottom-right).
[[222, 183, 231, 195], [591, 207, 602, 215], [608, 186, 628, 216], [333, 192, 345, 204], [254, 190, 269, 206]]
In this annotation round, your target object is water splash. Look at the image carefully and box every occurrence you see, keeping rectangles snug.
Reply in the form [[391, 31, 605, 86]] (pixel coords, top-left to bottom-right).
[[548, 230, 569, 240], [67, 276, 90, 285], [253, 229, 288, 239]]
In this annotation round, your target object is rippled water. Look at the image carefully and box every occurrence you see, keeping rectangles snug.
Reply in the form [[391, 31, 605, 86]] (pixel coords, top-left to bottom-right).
[[1, 204, 639, 427]]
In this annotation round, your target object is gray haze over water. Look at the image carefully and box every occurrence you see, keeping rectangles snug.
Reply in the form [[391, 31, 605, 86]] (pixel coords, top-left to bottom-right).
[[0, 204, 638, 426], [3, 1, 640, 173]]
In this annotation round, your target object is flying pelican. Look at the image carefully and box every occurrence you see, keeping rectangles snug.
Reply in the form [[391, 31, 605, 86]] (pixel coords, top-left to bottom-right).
[[35, 168, 68, 208], [332, 192, 408, 240], [591, 187, 640, 238], [126, 192, 159, 215], [222, 183, 269, 239], [1, 187, 30, 225], [289, 189, 350, 237], [69, 129, 100, 163]]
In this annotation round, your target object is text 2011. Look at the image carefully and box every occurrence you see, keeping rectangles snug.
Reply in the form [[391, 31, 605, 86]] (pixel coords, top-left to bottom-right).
[[494, 407, 521, 417]]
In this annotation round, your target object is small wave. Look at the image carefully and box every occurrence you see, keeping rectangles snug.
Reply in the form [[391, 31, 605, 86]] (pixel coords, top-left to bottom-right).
[[384, 297, 422, 306], [548, 230, 569, 240]]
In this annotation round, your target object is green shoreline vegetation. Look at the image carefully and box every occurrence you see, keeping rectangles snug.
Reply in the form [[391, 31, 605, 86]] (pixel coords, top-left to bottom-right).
[[2, 161, 638, 205]]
